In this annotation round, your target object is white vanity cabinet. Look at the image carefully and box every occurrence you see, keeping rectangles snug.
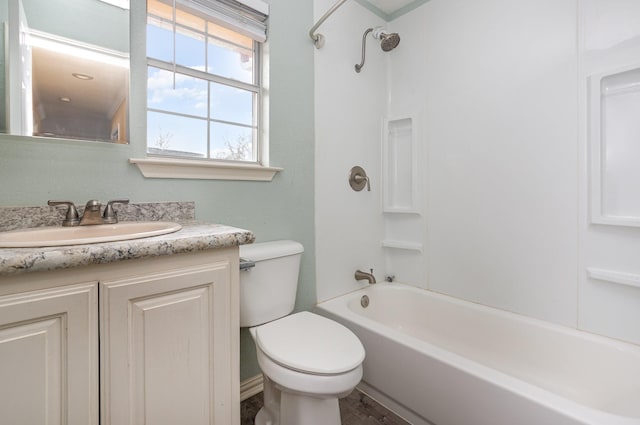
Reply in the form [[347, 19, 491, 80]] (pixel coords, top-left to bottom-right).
[[0, 282, 99, 425], [0, 247, 240, 425], [101, 251, 239, 425]]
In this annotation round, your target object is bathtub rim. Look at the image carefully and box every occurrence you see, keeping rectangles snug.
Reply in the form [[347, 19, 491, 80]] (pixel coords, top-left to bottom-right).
[[315, 282, 640, 425]]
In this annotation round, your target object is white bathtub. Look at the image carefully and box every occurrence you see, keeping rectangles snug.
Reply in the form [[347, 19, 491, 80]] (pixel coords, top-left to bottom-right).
[[315, 283, 640, 425]]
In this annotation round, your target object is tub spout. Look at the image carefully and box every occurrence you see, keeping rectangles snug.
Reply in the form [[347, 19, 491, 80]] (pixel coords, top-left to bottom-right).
[[355, 269, 376, 284]]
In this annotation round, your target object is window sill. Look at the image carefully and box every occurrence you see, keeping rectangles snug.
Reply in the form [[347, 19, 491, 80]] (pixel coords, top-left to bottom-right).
[[129, 158, 282, 181]]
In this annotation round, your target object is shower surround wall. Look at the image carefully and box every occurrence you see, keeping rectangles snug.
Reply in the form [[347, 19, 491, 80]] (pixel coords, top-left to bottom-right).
[[388, 0, 579, 327], [577, 0, 640, 344], [314, 0, 387, 302], [316, 0, 640, 345]]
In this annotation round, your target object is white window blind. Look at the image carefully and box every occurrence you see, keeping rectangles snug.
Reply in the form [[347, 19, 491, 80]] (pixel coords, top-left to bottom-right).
[[173, 0, 269, 42]]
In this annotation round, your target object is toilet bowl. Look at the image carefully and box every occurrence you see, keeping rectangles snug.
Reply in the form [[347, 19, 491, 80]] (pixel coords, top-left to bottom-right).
[[240, 241, 365, 425]]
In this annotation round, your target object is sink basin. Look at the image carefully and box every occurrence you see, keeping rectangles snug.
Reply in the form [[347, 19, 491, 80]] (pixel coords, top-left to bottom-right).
[[0, 222, 183, 248]]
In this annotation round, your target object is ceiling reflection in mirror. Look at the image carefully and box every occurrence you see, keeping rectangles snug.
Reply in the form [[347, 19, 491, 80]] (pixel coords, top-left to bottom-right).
[[0, 0, 130, 143]]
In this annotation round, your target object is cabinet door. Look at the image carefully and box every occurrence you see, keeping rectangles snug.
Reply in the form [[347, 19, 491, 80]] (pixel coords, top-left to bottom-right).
[[101, 260, 237, 425], [0, 283, 99, 425]]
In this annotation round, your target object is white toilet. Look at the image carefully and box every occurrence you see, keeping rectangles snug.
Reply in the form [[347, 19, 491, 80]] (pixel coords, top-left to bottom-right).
[[239, 240, 365, 425]]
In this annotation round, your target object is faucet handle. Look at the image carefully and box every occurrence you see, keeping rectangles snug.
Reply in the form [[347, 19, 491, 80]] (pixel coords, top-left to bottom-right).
[[349, 166, 371, 192], [48, 200, 80, 226], [103, 199, 129, 224], [354, 175, 371, 192]]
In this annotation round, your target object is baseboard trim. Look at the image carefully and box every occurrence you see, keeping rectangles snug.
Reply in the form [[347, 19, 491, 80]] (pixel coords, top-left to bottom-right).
[[240, 374, 264, 401]]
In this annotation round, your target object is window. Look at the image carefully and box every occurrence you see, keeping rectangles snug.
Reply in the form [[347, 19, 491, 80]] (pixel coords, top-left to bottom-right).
[[145, 0, 267, 163]]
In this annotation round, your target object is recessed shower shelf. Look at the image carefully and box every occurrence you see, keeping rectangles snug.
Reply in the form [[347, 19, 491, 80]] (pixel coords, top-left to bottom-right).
[[589, 65, 640, 227], [381, 239, 423, 252], [587, 267, 640, 290], [382, 116, 419, 214], [383, 209, 421, 215]]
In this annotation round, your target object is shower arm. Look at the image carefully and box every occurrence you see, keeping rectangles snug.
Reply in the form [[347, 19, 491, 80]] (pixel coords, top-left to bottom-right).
[[309, 0, 348, 49], [354, 28, 374, 73]]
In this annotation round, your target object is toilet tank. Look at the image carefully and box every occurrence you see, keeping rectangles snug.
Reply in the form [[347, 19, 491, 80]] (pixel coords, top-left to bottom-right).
[[239, 240, 304, 327]]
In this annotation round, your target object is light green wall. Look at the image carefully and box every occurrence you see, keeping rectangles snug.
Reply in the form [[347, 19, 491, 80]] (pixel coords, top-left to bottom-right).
[[1, 1, 6, 132], [0, 0, 315, 381], [23, 0, 129, 52], [0, 22, 6, 133]]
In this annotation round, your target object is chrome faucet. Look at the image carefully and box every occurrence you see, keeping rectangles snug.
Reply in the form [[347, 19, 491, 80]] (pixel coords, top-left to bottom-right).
[[48, 199, 129, 226], [79, 200, 104, 225], [355, 269, 376, 284]]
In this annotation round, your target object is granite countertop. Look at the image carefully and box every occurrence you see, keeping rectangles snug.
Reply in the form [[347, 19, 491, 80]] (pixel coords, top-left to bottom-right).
[[0, 221, 255, 276]]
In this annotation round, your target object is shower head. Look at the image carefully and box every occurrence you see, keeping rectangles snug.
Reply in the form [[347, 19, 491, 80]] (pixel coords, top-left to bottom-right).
[[355, 27, 401, 73], [380, 33, 401, 51], [373, 27, 400, 52]]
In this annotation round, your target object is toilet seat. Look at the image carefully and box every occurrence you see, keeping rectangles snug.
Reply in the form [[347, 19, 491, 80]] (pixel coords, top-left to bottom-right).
[[254, 311, 365, 375], [256, 348, 363, 397]]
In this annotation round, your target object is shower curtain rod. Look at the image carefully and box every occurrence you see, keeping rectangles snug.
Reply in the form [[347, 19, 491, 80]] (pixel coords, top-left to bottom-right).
[[309, 0, 348, 49]]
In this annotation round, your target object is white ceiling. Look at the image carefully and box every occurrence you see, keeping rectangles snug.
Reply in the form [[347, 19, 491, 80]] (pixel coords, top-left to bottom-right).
[[365, 0, 419, 15], [31, 46, 128, 126], [355, 0, 429, 20]]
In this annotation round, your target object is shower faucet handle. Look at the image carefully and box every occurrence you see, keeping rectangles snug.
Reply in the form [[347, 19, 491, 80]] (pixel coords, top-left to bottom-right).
[[355, 175, 371, 191], [349, 166, 371, 192]]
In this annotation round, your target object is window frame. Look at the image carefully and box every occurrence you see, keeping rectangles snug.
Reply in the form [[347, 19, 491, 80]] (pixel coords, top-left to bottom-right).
[[131, 0, 281, 181]]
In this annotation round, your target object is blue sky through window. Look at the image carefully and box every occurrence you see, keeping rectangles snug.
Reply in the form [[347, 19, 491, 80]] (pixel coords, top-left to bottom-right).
[[148, 111, 208, 156], [148, 67, 207, 117], [146, 13, 257, 161]]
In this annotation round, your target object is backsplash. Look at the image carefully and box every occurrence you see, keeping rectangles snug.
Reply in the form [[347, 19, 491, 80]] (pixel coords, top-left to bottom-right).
[[0, 202, 195, 232]]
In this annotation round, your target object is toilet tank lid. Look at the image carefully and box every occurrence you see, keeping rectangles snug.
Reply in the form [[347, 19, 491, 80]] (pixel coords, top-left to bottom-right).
[[239, 240, 304, 261]]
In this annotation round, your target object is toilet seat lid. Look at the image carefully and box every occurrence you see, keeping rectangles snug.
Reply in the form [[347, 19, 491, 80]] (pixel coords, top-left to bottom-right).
[[254, 311, 365, 375]]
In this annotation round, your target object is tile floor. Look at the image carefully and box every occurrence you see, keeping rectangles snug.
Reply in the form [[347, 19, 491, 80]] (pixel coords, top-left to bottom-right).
[[241, 389, 411, 425]]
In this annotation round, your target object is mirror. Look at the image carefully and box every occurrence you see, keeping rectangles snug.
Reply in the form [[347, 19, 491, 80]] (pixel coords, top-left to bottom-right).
[[0, 0, 130, 143]]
